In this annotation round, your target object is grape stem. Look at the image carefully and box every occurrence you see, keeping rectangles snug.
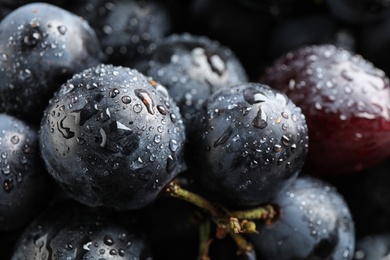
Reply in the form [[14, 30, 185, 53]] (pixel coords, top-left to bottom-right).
[[198, 218, 212, 260], [165, 181, 277, 255]]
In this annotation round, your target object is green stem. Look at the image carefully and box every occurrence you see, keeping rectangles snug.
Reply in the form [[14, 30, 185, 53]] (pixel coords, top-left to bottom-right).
[[229, 230, 255, 256], [231, 204, 276, 223], [165, 182, 220, 218], [198, 218, 212, 260]]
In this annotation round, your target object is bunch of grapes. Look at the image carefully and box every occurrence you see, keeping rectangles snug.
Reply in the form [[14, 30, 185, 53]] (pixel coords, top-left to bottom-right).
[[1, 1, 390, 259]]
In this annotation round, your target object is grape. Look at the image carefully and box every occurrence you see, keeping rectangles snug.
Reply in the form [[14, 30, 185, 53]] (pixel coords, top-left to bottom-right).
[[39, 64, 186, 210]]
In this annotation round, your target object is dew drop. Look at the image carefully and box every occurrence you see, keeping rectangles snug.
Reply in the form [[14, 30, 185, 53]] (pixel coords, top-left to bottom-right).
[[83, 241, 92, 251], [243, 89, 267, 105], [57, 25, 67, 35], [118, 249, 125, 257], [133, 103, 142, 113], [103, 235, 114, 246], [170, 113, 177, 123], [291, 144, 297, 152], [157, 105, 167, 115], [253, 108, 268, 129], [2, 165, 10, 175], [242, 107, 252, 116], [10, 135, 19, 144], [109, 88, 120, 98], [135, 89, 154, 115], [121, 95, 131, 104], [23, 29, 41, 47], [0, 53, 7, 61], [169, 139, 178, 152], [166, 155, 176, 173], [281, 135, 290, 146], [57, 116, 75, 139], [77, 137, 86, 145], [100, 128, 107, 147], [154, 135, 162, 144], [273, 144, 282, 153], [214, 127, 233, 147]]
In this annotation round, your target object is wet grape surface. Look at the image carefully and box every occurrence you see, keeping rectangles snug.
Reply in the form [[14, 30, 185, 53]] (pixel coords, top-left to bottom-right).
[[2, 0, 390, 259]]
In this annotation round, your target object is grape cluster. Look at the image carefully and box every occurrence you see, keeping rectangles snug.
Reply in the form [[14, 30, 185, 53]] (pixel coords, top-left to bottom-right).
[[1, 1, 390, 259]]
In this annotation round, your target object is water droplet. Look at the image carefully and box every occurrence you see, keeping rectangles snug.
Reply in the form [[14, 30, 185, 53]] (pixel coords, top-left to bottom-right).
[[100, 128, 107, 147], [109, 88, 120, 98], [157, 105, 167, 115], [133, 103, 142, 113], [121, 95, 131, 104], [57, 25, 67, 35], [3, 179, 13, 192], [154, 135, 162, 144], [166, 155, 176, 173], [16, 172, 23, 182], [250, 160, 258, 168], [10, 135, 19, 144], [109, 249, 117, 255], [65, 242, 73, 250], [83, 241, 92, 251], [118, 249, 125, 257], [57, 116, 75, 139], [0, 53, 7, 61], [281, 135, 290, 146], [253, 108, 268, 129], [135, 89, 154, 115], [214, 127, 233, 147], [242, 107, 252, 116], [281, 111, 289, 119], [77, 137, 86, 145], [291, 144, 297, 152], [170, 113, 177, 123], [34, 233, 48, 254], [23, 28, 42, 47], [273, 144, 282, 153], [86, 83, 98, 90], [243, 88, 267, 105], [2, 165, 10, 175], [103, 235, 115, 246], [169, 139, 178, 152], [341, 69, 353, 81]]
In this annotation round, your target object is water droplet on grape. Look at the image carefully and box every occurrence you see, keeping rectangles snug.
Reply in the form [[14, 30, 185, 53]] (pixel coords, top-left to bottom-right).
[[57, 25, 67, 35], [135, 89, 155, 115], [253, 108, 268, 129], [157, 105, 167, 115], [121, 95, 131, 104], [109, 88, 120, 98], [214, 127, 233, 147], [10, 135, 19, 144], [103, 235, 115, 246], [133, 103, 142, 113]]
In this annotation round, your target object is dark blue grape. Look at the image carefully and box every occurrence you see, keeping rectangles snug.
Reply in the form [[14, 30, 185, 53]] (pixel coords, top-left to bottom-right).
[[134, 33, 248, 127], [186, 82, 309, 208], [69, 0, 172, 68], [11, 200, 153, 260], [0, 2, 104, 124], [248, 176, 355, 260], [353, 233, 390, 259], [39, 64, 186, 210], [0, 114, 54, 231]]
